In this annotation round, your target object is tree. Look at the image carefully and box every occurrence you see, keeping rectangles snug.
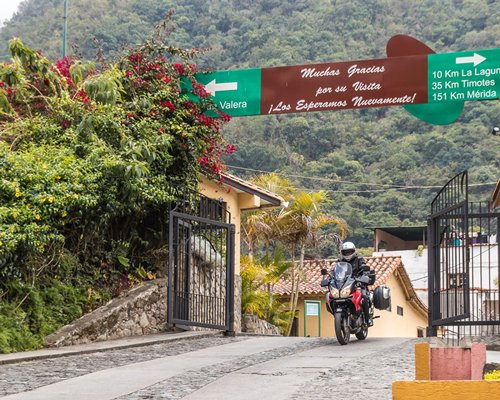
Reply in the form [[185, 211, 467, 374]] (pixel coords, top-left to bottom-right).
[[276, 190, 346, 335], [241, 173, 294, 261]]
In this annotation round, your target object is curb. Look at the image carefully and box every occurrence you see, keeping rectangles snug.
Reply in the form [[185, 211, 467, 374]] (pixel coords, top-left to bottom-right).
[[0, 330, 223, 366]]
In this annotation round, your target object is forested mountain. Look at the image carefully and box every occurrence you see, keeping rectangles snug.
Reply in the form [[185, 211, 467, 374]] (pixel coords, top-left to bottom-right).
[[2, 0, 499, 248]]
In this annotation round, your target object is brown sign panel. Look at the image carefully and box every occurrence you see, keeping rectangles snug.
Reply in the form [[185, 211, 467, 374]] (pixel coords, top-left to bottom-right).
[[260, 55, 428, 114]]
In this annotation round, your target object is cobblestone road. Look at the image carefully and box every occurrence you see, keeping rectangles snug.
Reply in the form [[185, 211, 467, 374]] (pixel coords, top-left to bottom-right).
[[0, 336, 247, 397], [0, 335, 419, 400]]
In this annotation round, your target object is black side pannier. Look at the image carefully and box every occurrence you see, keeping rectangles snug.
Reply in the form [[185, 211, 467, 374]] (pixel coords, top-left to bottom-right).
[[373, 285, 391, 310], [367, 269, 376, 285]]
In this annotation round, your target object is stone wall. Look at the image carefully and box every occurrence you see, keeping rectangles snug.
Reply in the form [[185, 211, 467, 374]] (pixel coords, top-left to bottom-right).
[[45, 277, 244, 347], [241, 314, 281, 336], [45, 279, 168, 347], [233, 274, 242, 333]]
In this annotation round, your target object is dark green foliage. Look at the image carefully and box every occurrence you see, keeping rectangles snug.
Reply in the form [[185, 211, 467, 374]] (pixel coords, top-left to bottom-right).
[[0, 279, 88, 353]]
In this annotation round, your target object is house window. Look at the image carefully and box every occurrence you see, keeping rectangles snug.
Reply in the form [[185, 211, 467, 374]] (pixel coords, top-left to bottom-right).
[[397, 306, 404, 316], [417, 328, 424, 338]]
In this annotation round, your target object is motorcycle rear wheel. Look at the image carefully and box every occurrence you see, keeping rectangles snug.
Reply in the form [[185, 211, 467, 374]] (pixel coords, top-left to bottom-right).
[[334, 312, 350, 345]]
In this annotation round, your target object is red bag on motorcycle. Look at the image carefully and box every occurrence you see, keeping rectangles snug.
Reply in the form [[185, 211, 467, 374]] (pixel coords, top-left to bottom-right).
[[373, 285, 391, 310]]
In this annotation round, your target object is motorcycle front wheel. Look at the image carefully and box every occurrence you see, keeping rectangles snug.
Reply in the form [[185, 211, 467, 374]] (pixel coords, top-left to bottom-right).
[[334, 312, 350, 345], [355, 323, 368, 340]]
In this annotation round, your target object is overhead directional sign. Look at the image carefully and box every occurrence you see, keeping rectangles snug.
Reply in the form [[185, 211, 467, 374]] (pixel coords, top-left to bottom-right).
[[428, 49, 500, 103], [185, 47, 499, 122], [187, 69, 261, 117]]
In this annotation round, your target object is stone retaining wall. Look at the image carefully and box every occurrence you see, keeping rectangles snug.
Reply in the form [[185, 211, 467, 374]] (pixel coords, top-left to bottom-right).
[[241, 314, 281, 335], [45, 279, 168, 347], [45, 277, 243, 347]]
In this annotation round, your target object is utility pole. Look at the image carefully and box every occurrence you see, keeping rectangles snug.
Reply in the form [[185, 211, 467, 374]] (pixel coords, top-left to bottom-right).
[[62, 0, 68, 58]]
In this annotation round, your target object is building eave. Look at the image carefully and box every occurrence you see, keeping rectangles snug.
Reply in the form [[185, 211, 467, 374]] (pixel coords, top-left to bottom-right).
[[220, 172, 285, 207], [394, 265, 428, 319]]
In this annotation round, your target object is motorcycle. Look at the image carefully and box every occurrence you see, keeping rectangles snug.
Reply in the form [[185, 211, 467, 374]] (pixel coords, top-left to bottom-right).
[[321, 261, 374, 345]]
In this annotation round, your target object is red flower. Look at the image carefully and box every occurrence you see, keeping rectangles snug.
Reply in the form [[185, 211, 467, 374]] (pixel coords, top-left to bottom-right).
[[55, 56, 73, 78], [61, 119, 71, 129], [75, 90, 90, 104], [174, 63, 185, 75], [198, 156, 208, 167], [160, 100, 175, 111], [225, 144, 236, 155], [192, 82, 210, 98], [129, 52, 143, 63], [219, 112, 231, 122]]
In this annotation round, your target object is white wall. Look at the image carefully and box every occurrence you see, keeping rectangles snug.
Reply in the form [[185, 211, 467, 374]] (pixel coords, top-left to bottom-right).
[[373, 244, 499, 307], [373, 249, 429, 305]]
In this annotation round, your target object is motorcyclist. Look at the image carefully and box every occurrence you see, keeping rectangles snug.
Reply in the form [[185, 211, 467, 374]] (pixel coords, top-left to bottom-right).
[[339, 241, 373, 327]]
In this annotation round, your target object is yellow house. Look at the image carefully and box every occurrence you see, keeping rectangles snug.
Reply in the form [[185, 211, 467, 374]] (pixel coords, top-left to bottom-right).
[[273, 256, 428, 338], [198, 172, 285, 332]]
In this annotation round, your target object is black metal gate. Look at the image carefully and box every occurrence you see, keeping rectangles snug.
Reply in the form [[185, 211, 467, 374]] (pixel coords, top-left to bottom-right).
[[167, 194, 235, 333], [428, 171, 500, 339]]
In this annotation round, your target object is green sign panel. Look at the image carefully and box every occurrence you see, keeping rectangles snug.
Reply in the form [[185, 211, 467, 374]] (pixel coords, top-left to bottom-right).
[[191, 68, 261, 116], [428, 49, 500, 103]]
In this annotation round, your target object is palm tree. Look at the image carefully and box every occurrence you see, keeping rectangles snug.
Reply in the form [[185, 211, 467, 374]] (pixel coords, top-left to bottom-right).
[[241, 173, 294, 261], [276, 190, 346, 336], [241, 212, 273, 262], [250, 173, 296, 200], [240, 175, 346, 336]]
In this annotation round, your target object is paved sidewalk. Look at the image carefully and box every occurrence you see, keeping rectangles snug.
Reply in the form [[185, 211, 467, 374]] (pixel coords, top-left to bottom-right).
[[0, 331, 220, 365]]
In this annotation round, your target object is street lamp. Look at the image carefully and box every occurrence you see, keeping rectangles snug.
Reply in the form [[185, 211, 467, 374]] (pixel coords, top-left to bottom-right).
[[62, 0, 68, 58], [492, 127, 500, 136]]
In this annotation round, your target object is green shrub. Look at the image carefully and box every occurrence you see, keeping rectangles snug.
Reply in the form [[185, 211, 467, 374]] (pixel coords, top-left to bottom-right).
[[0, 280, 90, 353], [0, 302, 42, 353]]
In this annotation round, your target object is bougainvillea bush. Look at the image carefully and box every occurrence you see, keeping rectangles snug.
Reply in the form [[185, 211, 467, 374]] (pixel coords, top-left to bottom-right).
[[0, 18, 233, 352]]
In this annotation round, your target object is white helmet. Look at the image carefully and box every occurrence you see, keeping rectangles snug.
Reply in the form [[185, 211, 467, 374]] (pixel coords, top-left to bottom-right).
[[341, 241, 357, 261]]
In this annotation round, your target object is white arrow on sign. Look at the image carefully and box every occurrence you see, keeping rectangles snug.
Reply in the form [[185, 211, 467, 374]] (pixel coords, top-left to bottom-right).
[[204, 79, 238, 96], [456, 53, 486, 67]]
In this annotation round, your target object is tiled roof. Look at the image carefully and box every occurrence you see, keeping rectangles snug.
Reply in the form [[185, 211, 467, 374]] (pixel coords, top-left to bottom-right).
[[272, 256, 401, 296]]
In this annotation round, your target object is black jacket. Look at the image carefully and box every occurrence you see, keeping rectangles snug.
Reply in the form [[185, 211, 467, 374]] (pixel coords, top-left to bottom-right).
[[341, 255, 368, 277]]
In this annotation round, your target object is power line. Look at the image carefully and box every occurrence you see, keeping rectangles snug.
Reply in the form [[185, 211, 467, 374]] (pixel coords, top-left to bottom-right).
[[227, 165, 407, 187], [226, 165, 497, 192]]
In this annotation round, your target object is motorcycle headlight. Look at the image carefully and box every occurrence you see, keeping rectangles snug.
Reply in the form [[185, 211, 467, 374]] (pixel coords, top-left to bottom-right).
[[340, 287, 352, 298], [330, 287, 339, 299]]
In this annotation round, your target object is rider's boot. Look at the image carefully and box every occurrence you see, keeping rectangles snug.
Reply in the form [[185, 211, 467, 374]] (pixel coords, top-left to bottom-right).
[[362, 298, 373, 326]]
